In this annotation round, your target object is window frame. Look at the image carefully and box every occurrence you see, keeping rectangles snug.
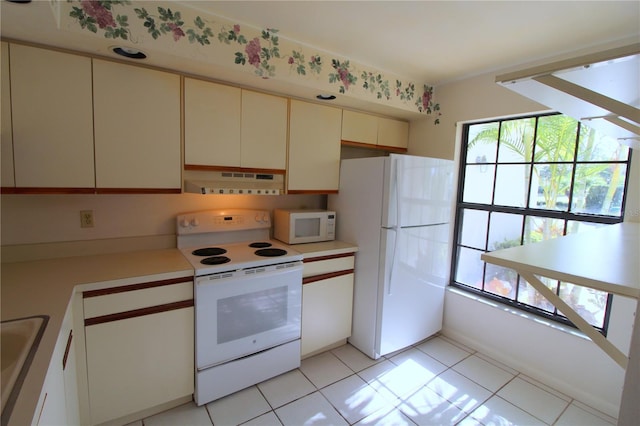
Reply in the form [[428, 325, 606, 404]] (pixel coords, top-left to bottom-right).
[[450, 112, 632, 335]]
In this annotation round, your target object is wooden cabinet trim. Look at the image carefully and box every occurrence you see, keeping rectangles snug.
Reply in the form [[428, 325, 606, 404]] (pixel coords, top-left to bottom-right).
[[287, 189, 339, 195], [84, 300, 193, 326], [341, 140, 407, 153], [303, 252, 355, 263], [95, 188, 181, 194], [83, 277, 193, 298], [303, 269, 354, 285], [184, 164, 286, 175]]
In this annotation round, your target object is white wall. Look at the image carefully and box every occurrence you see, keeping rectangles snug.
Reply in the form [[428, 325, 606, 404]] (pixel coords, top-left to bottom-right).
[[408, 67, 638, 418], [0, 193, 324, 259]]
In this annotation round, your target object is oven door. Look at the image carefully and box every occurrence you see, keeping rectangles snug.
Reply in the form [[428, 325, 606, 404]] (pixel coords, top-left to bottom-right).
[[195, 262, 302, 370]]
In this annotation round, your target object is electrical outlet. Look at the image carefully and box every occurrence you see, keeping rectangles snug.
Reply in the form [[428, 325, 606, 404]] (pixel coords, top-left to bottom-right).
[[80, 210, 94, 228]]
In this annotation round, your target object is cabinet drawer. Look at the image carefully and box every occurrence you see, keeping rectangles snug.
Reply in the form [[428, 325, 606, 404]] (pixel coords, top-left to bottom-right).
[[303, 254, 354, 278], [83, 278, 193, 319]]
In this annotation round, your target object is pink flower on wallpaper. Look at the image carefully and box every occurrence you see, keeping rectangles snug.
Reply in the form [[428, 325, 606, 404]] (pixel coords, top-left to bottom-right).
[[167, 23, 185, 41], [246, 38, 262, 68], [422, 90, 432, 110], [233, 24, 240, 34], [288, 56, 294, 64], [81, 0, 116, 29]]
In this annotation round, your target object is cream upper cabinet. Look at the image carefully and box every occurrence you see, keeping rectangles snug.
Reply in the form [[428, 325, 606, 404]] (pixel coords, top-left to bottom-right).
[[1, 42, 14, 187], [184, 80, 287, 170], [341, 110, 377, 145], [184, 78, 241, 167], [378, 116, 409, 149], [288, 100, 342, 193], [341, 109, 409, 150], [9, 44, 94, 188], [93, 59, 181, 190], [241, 90, 287, 170]]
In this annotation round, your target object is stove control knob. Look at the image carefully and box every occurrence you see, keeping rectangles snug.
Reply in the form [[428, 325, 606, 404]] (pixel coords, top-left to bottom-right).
[[262, 213, 269, 223], [190, 218, 200, 227], [179, 218, 190, 228]]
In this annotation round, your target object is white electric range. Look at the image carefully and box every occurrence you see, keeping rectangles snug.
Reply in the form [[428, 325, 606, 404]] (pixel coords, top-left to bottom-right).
[[176, 209, 303, 405]]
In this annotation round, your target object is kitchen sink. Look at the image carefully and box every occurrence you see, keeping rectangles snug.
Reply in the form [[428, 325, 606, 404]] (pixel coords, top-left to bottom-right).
[[1, 316, 48, 422]]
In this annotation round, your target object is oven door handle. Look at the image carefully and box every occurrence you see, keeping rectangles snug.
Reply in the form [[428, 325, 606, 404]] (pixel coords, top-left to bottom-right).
[[195, 262, 303, 288]]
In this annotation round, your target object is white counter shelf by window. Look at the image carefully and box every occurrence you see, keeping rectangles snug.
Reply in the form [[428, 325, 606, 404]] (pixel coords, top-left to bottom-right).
[[481, 222, 639, 425]]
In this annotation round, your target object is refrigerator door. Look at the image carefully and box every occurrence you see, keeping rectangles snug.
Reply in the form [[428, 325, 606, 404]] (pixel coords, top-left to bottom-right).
[[386, 154, 454, 228], [376, 223, 450, 357]]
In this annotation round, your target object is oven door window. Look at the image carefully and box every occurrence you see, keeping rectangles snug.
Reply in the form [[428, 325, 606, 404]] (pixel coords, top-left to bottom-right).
[[217, 286, 288, 343], [195, 264, 302, 369]]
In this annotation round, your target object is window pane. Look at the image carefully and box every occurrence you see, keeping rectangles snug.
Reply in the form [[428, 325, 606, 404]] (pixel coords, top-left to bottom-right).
[[494, 165, 529, 207], [498, 117, 535, 162], [462, 164, 495, 204], [577, 126, 629, 162], [566, 220, 605, 235], [459, 209, 488, 249], [468, 122, 498, 163], [484, 264, 517, 298], [524, 216, 565, 244], [529, 164, 573, 211], [454, 247, 484, 290], [534, 115, 577, 162], [488, 212, 522, 251], [558, 283, 607, 328], [517, 276, 556, 313], [571, 164, 627, 216]]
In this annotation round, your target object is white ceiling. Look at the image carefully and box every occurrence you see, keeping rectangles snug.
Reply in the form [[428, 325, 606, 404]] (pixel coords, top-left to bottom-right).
[[1, 0, 639, 117]]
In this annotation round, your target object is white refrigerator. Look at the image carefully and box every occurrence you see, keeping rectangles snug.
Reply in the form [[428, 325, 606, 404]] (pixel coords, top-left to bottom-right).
[[328, 154, 455, 359]]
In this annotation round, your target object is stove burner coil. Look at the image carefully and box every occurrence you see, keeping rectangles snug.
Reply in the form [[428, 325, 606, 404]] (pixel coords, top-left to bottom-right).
[[255, 248, 287, 257], [192, 247, 227, 256], [200, 256, 231, 265], [249, 242, 272, 248]]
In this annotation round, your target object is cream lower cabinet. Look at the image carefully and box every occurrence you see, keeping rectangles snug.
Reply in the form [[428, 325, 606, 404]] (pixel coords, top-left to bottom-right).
[[34, 307, 79, 425], [288, 100, 342, 193], [301, 253, 355, 357], [82, 277, 194, 425], [93, 60, 181, 191]]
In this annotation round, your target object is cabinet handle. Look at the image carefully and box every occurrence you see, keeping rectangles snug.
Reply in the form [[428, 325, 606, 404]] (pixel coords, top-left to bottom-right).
[[303, 269, 354, 285], [83, 277, 193, 298], [84, 299, 194, 326], [62, 330, 73, 370], [303, 253, 355, 263]]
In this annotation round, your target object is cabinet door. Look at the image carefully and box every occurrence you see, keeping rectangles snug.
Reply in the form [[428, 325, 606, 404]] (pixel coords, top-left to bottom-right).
[[184, 78, 241, 167], [378, 117, 409, 149], [288, 100, 342, 193], [301, 273, 354, 357], [241, 90, 287, 170], [1, 42, 14, 187], [85, 307, 194, 425], [10, 44, 94, 188], [341, 110, 377, 145], [93, 59, 181, 190]]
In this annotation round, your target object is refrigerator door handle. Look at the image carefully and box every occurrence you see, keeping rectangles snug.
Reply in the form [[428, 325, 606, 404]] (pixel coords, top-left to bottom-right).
[[388, 156, 402, 296]]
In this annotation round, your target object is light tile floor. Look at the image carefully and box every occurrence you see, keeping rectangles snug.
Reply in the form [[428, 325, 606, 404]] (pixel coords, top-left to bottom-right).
[[129, 335, 617, 426]]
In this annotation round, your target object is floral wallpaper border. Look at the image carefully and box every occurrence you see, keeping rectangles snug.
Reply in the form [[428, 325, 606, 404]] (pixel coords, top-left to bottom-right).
[[64, 0, 441, 122]]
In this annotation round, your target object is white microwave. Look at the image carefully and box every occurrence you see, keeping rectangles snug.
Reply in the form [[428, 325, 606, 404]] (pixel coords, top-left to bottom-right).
[[273, 209, 336, 244]]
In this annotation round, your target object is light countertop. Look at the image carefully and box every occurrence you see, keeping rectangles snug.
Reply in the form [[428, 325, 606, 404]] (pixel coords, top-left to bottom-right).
[[1, 249, 193, 426], [0, 240, 357, 425]]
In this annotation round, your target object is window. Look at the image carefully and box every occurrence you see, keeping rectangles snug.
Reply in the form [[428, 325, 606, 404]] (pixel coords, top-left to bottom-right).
[[451, 112, 631, 334]]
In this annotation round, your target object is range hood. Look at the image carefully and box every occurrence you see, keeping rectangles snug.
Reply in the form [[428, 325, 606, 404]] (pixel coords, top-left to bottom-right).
[[496, 43, 640, 150], [184, 171, 284, 195]]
